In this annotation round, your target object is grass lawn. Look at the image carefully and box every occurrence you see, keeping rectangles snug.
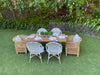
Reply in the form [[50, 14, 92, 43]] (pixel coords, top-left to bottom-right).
[[0, 29, 100, 75]]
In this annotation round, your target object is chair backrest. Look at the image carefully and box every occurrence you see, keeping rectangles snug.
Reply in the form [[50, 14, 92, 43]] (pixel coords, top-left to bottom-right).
[[26, 42, 44, 55], [51, 28, 62, 35], [46, 42, 62, 55], [67, 35, 75, 42], [67, 35, 82, 47], [67, 35, 82, 42], [37, 28, 47, 34], [13, 34, 27, 42]]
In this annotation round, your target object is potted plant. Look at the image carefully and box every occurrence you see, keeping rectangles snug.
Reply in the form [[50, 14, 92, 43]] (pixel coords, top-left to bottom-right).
[[45, 32, 48, 37], [40, 31, 45, 37], [48, 31, 53, 36]]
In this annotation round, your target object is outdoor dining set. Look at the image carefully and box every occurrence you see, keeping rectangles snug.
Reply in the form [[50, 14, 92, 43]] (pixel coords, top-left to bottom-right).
[[13, 28, 82, 64]]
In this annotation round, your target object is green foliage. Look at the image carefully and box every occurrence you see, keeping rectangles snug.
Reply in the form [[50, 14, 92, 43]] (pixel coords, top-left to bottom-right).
[[40, 31, 45, 35], [14, 0, 29, 13], [44, 32, 48, 35], [0, 8, 50, 30], [48, 31, 53, 35], [0, 0, 100, 34], [0, 0, 9, 9], [0, 18, 34, 30], [90, 18, 100, 34], [25, 8, 51, 28], [0, 15, 49, 31], [40, 31, 53, 36], [92, 8, 100, 18], [83, 18, 100, 35], [0, 18, 26, 29], [0, 13, 2, 18]]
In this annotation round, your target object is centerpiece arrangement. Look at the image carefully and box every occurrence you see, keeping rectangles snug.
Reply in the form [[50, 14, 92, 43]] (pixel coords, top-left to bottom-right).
[[40, 31, 53, 37]]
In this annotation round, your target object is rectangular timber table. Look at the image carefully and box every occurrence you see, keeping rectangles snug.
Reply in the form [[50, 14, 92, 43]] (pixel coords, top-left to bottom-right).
[[25, 34, 67, 52], [25, 34, 67, 42]]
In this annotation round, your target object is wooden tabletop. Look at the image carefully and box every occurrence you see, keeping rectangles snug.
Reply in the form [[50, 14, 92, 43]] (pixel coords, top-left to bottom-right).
[[25, 34, 67, 43]]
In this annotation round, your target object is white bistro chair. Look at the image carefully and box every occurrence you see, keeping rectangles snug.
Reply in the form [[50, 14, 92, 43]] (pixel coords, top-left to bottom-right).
[[46, 42, 62, 64], [51, 28, 62, 36], [26, 42, 44, 63], [37, 28, 47, 34]]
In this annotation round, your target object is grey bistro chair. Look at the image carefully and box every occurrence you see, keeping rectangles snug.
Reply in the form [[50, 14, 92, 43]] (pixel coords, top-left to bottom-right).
[[51, 28, 62, 35], [26, 42, 44, 63], [46, 42, 62, 64], [37, 28, 47, 34]]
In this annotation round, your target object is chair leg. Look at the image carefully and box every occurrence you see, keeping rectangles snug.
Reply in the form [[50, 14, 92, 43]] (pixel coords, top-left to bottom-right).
[[16, 49, 18, 54], [39, 55, 42, 63], [29, 58, 31, 63], [59, 53, 62, 57], [65, 44, 67, 56], [77, 47, 80, 57], [77, 55, 79, 57], [65, 48, 67, 56], [29, 54, 32, 63], [59, 59, 61, 64], [77, 53, 79, 57], [25, 51, 27, 54], [47, 54, 50, 64], [58, 56, 61, 64], [47, 59, 49, 64], [40, 59, 42, 63], [16, 52, 18, 54], [25, 49, 27, 54]]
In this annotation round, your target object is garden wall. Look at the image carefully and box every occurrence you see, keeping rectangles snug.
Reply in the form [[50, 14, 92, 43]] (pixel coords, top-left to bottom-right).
[[47, 22, 100, 39]]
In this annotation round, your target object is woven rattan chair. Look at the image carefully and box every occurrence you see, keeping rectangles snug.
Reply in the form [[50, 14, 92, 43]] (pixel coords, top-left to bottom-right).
[[26, 42, 44, 63], [37, 28, 47, 34], [46, 42, 62, 64], [65, 35, 82, 57], [51, 28, 62, 35], [12, 35, 27, 54]]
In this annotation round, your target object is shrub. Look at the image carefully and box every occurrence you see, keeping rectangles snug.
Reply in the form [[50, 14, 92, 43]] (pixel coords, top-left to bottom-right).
[[0, 17, 49, 31], [92, 8, 100, 18]]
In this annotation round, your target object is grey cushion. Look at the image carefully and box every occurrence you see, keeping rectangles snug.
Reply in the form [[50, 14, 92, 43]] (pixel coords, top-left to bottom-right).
[[13, 35, 22, 41], [73, 34, 80, 42]]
